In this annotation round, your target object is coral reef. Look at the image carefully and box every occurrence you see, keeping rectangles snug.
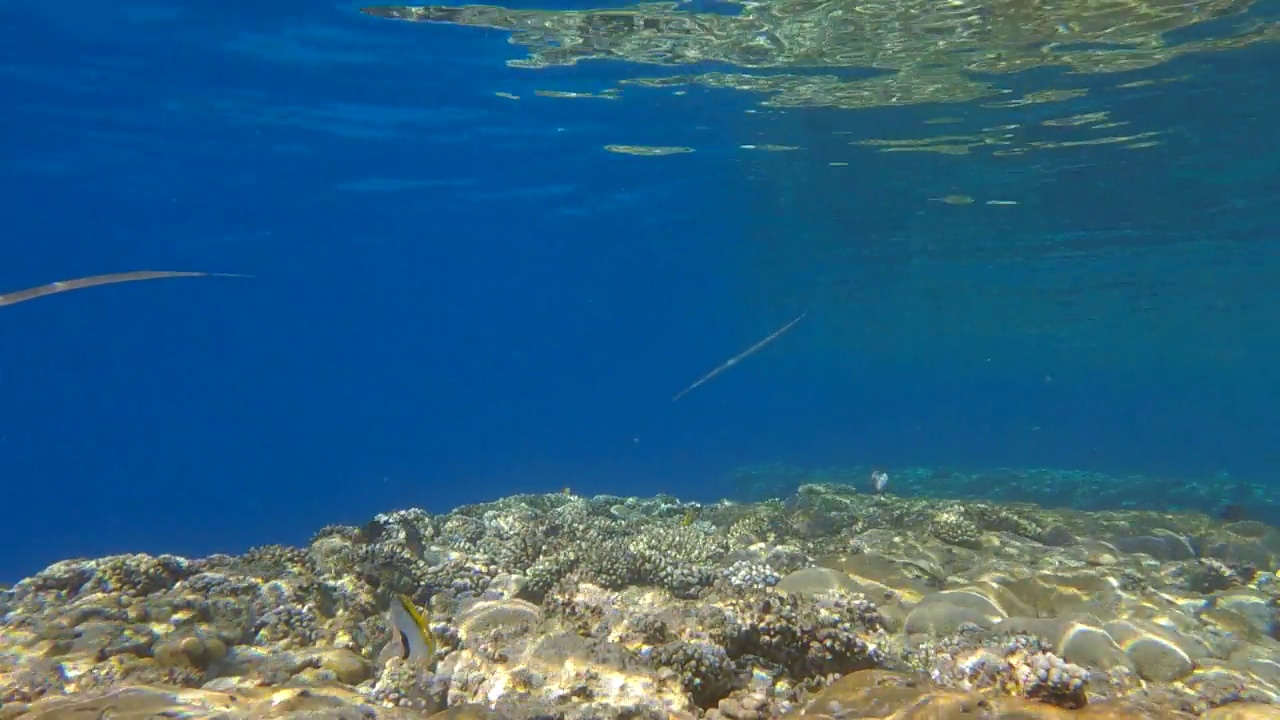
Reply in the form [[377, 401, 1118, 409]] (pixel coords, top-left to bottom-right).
[[4, 483, 1280, 719]]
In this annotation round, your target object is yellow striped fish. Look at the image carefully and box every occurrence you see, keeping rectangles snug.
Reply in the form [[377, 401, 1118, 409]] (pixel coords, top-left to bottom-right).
[[387, 594, 437, 663]]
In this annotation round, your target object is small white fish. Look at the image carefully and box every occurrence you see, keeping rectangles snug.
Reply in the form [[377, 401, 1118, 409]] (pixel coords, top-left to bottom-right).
[[385, 594, 437, 664], [871, 469, 890, 494]]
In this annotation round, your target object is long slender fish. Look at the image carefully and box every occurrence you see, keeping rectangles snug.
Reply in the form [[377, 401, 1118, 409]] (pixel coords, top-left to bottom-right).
[[0, 271, 252, 307], [673, 311, 807, 401]]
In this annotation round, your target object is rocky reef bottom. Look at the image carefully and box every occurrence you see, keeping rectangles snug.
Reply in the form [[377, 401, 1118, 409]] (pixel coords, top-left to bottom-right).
[[4, 483, 1280, 719]]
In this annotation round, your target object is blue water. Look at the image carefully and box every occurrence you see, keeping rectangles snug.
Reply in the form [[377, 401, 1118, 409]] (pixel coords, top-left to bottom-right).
[[1, 0, 1277, 580]]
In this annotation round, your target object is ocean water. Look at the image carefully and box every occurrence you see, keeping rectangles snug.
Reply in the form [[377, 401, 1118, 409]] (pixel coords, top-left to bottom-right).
[[1, 0, 1276, 581]]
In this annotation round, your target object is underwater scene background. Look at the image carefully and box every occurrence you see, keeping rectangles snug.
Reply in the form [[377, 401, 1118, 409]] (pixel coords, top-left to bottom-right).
[[5, 0, 1280, 717], [3, 0, 1278, 580]]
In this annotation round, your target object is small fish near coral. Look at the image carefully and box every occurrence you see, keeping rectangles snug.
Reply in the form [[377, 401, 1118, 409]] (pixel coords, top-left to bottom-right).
[[381, 594, 438, 666]]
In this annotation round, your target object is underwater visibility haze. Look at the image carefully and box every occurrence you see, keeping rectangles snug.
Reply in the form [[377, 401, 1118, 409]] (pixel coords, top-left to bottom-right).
[[3, 0, 1278, 579], [5, 0, 1280, 716]]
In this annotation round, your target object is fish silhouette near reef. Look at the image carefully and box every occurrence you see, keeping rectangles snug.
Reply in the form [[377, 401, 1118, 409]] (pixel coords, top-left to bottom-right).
[[0, 271, 252, 308]]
